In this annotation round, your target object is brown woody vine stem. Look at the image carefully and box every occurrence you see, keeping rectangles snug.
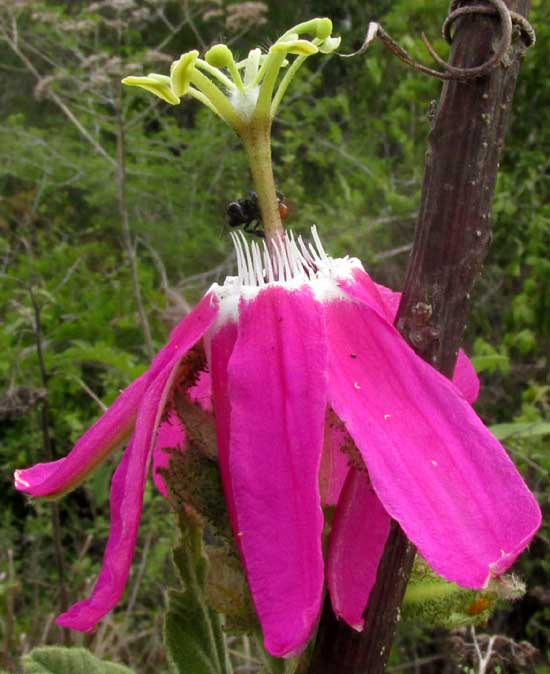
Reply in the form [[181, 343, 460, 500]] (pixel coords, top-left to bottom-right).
[[307, 2, 533, 672]]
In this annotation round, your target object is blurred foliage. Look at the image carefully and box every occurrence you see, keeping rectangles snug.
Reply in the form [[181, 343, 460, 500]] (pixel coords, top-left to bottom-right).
[[0, 0, 548, 673], [21, 647, 135, 674]]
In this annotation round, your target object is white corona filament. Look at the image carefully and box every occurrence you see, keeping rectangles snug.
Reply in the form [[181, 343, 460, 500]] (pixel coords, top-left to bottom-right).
[[230, 226, 345, 288]]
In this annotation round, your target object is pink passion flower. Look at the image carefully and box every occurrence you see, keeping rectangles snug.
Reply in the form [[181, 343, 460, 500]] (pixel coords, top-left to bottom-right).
[[14, 228, 541, 657]]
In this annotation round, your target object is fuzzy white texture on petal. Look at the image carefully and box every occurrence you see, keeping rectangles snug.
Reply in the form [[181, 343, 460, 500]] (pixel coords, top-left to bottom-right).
[[209, 227, 363, 329]]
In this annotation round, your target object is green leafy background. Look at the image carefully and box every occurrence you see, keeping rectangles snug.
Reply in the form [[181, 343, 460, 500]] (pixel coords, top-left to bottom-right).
[[1, 0, 548, 672]]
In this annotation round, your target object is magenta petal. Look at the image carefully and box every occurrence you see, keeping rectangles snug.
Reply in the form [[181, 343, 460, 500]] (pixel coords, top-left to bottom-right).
[[319, 417, 352, 507], [338, 267, 389, 317], [226, 287, 327, 658], [188, 369, 213, 412], [14, 377, 145, 497], [210, 322, 239, 534], [326, 298, 541, 588], [152, 411, 186, 498], [342, 271, 480, 403], [56, 355, 195, 631], [14, 292, 218, 499], [55, 297, 219, 631], [453, 349, 481, 404], [55, 434, 141, 631], [327, 467, 391, 630], [148, 292, 220, 380]]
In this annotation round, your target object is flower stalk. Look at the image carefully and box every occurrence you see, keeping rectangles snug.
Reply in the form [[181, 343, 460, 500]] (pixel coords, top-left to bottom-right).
[[122, 18, 341, 246], [241, 126, 282, 241]]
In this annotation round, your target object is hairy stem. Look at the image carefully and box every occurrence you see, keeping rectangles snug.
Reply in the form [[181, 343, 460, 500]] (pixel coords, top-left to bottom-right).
[[241, 123, 284, 243]]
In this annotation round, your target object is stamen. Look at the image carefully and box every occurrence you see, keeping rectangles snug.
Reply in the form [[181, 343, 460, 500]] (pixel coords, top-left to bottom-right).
[[311, 225, 329, 262], [239, 230, 255, 285], [230, 232, 245, 284], [227, 226, 343, 288], [271, 236, 285, 282], [276, 235, 292, 282], [251, 241, 265, 287], [263, 239, 275, 283]]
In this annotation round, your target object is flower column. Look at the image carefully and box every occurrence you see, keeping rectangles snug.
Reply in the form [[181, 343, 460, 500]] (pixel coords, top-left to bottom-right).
[[123, 18, 340, 246]]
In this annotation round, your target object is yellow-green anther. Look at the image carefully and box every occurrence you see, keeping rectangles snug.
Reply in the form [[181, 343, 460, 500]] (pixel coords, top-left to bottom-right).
[[237, 53, 289, 71], [170, 50, 199, 97], [281, 18, 330, 41], [122, 74, 180, 105], [277, 32, 299, 43], [205, 44, 233, 69], [318, 36, 341, 54], [270, 40, 319, 56], [315, 18, 333, 40]]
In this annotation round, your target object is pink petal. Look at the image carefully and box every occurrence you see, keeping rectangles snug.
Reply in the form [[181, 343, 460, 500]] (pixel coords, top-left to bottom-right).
[[148, 293, 219, 380], [188, 369, 213, 412], [326, 298, 541, 589], [337, 267, 390, 318], [319, 414, 353, 507], [56, 354, 200, 630], [342, 270, 480, 403], [14, 292, 218, 498], [55, 297, 219, 631], [327, 467, 391, 630], [210, 322, 239, 533], [226, 287, 327, 658], [152, 411, 186, 498], [14, 377, 145, 497], [453, 349, 480, 404]]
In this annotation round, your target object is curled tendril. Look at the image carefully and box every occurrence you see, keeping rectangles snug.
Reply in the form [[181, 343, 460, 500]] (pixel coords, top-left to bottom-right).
[[342, 0, 535, 82]]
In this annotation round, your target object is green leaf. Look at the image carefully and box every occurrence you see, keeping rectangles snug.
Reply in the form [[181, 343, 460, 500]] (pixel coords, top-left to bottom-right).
[[470, 353, 510, 374], [164, 516, 232, 674], [21, 647, 135, 674], [165, 589, 229, 674], [489, 421, 550, 440]]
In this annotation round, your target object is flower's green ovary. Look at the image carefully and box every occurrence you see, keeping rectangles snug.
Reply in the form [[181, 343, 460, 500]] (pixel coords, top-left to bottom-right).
[[242, 49, 262, 87]]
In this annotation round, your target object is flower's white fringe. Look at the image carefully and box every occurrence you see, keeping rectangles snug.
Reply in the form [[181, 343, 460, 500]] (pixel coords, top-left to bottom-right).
[[230, 226, 349, 288], [209, 227, 361, 327]]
